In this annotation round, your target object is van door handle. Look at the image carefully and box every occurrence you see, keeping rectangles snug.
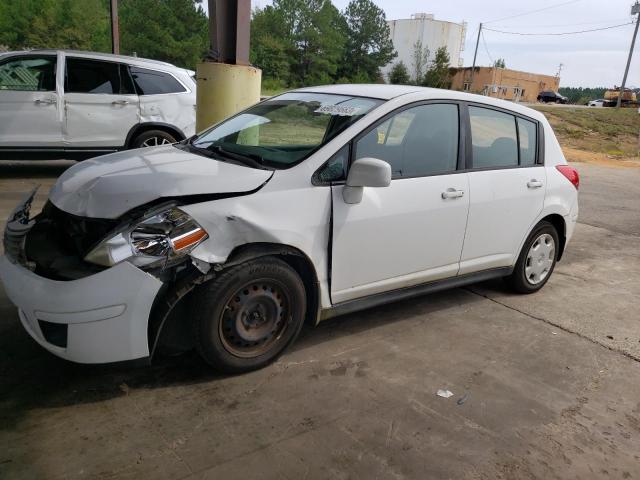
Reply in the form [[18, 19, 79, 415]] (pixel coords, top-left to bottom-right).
[[442, 188, 465, 199], [111, 100, 129, 105], [527, 179, 543, 189], [34, 98, 56, 105]]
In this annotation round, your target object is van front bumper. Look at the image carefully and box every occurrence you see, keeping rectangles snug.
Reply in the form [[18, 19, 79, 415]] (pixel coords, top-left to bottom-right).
[[0, 255, 163, 364]]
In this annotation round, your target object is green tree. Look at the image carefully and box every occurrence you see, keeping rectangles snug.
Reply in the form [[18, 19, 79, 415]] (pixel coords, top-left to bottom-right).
[[251, 6, 291, 82], [340, 0, 396, 82], [493, 58, 506, 68], [389, 61, 410, 85], [412, 39, 429, 84], [422, 46, 452, 89]]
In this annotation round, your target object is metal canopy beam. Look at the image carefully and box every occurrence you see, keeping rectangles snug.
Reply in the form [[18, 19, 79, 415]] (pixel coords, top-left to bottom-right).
[[207, 0, 251, 65]]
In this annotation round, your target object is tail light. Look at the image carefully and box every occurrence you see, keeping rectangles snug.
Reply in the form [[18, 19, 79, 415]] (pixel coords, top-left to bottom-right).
[[556, 165, 579, 190]]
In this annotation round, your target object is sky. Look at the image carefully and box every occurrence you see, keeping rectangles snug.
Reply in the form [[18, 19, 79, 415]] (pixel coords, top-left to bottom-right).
[[211, 0, 640, 88]]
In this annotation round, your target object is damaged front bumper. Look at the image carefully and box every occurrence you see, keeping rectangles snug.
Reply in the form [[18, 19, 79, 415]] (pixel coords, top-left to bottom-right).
[[0, 191, 163, 364]]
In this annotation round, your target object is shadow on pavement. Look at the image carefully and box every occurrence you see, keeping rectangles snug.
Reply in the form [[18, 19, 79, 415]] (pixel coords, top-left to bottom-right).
[[0, 160, 76, 179]]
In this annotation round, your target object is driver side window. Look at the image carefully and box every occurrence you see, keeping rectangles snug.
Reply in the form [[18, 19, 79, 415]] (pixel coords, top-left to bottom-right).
[[354, 103, 459, 178]]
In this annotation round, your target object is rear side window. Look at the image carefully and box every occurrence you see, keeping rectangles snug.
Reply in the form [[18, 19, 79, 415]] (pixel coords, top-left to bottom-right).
[[66, 58, 133, 94], [517, 117, 537, 166], [469, 106, 518, 168], [0, 56, 56, 91], [355, 103, 459, 178], [129, 67, 186, 95]]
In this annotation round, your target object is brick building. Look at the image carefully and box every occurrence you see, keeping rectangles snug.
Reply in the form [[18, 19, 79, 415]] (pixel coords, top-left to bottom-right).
[[450, 66, 560, 103]]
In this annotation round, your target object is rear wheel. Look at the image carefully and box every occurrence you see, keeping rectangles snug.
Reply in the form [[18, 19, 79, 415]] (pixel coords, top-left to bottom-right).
[[191, 257, 306, 373], [131, 129, 177, 148], [505, 221, 559, 294]]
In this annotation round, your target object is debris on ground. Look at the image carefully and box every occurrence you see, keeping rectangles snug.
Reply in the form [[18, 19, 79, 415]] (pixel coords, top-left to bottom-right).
[[457, 393, 469, 405], [436, 389, 454, 398]]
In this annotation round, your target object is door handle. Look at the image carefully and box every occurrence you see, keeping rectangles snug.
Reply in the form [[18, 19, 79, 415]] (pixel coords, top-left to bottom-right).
[[111, 100, 130, 105], [441, 188, 465, 199], [34, 98, 56, 105], [527, 179, 543, 189]]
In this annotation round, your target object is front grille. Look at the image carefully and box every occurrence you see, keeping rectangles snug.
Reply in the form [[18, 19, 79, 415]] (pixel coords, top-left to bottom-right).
[[22, 202, 119, 280]]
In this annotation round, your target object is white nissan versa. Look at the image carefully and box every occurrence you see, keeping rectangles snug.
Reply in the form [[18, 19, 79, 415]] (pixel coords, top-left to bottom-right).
[[0, 85, 579, 372]]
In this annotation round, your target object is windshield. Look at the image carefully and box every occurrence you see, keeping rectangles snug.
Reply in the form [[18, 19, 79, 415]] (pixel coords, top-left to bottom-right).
[[190, 92, 382, 168]]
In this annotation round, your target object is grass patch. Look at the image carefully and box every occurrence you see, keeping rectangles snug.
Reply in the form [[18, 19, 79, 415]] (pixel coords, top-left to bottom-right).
[[534, 106, 640, 157]]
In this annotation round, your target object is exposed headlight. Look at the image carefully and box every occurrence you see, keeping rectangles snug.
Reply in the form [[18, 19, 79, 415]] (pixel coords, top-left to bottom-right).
[[84, 207, 208, 268]]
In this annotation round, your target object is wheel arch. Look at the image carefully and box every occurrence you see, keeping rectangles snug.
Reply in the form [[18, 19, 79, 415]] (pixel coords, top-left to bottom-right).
[[537, 213, 567, 261], [125, 122, 186, 148]]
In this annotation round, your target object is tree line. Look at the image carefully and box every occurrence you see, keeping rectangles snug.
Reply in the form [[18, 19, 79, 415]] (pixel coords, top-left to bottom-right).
[[0, 0, 208, 69]]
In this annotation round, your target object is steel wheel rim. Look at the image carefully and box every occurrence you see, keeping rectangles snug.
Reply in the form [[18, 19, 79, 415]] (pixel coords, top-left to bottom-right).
[[141, 136, 172, 147], [525, 233, 555, 285], [219, 279, 291, 358]]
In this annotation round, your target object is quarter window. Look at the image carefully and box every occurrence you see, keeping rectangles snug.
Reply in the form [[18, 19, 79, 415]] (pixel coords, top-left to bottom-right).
[[355, 104, 459, 178], [66, 58, 132, 94], [0, 56, 56, 91], [469, 106, 518, 168], [517, 117, 537, 166], [129, 67, 186, 95]]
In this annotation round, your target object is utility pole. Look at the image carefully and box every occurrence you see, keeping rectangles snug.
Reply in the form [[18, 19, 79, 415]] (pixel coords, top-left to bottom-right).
[[617, 1, 640, 108], [469, 23, 482, 89], [555, 63, 563, 78], [109, 0, 120, 55]]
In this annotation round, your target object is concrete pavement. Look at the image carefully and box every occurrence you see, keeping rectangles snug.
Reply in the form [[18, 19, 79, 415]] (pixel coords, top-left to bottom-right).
[[0, 160, 639, 480]]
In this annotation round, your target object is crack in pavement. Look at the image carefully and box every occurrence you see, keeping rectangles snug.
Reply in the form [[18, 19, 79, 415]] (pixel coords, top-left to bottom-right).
[[464, 287, 640, 364]]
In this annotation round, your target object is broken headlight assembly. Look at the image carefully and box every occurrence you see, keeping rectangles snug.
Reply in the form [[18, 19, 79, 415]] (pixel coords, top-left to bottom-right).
[[84, 206, 208, 268]]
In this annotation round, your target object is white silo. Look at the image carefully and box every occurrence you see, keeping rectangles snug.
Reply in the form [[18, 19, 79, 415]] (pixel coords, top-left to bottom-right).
[[383, 13, 467, 83]]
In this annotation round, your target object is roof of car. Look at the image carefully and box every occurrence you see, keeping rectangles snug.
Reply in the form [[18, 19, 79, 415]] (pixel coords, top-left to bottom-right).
[[295, 84, 423, 100], [2, 49, 178, 69]]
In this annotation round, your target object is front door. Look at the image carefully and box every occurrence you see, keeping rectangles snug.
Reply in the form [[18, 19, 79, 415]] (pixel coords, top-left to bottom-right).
[[459, 106, 546, 274], [331, 103, 470, 304], [63, 57, 139, 148], [0, 54, 63, 147]]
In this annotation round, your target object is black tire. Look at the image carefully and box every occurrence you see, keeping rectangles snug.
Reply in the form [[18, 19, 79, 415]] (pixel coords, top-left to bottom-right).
[[131, 129, 177, 148], [191, 257, 306, 373], [505, 221, 559, 294]]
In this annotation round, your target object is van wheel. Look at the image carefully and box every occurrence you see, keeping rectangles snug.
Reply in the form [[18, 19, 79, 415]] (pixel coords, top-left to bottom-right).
[[131, 130, 176, 148], [191, 257, 306, 373], [505, 221, 559, 294]]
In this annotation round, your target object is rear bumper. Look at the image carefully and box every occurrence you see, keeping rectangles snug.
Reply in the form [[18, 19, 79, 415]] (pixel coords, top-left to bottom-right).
[[0, 255, 163, 364]]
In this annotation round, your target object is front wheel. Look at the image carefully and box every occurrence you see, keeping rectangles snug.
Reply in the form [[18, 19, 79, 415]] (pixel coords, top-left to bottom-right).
[[191, 257, 306, 373], [505, 221, 559, 294]]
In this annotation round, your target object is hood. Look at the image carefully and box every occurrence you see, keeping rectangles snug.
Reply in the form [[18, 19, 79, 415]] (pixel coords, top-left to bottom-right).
[[49, 145, 273, 219]]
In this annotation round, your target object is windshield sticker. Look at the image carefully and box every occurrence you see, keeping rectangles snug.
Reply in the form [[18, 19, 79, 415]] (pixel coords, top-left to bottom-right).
[[314, 104, 361, 116]]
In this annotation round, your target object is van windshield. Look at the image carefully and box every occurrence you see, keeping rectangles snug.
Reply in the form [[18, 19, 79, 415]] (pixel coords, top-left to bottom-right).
[[189, 92, 382, 169]]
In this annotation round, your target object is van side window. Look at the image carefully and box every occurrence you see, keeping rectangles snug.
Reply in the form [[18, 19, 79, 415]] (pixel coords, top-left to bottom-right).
[[129, 67, 186, 95], [0, 56, 56, 91], [469, 106, 518, 168], [354, 104, 459, 178], [517, 117, 537, 166], [66, 58, 129, 94]]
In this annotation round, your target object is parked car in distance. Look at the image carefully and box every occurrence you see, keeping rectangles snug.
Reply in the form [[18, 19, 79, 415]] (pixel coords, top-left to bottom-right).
[[537, 91, 568, 104], [0, 85, 579, 373], [0, 49, 196, 160], [587, 99, 608, 107]]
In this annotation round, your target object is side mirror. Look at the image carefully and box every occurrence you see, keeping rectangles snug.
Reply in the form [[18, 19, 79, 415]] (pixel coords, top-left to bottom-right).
[[343, 157, 391, 204]]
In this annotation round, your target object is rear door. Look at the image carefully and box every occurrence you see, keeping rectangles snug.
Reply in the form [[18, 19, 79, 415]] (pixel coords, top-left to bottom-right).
[[330, 102, 470, 303], [459, 104, 546, 275], [63, 56, 139, 148], [0, 54, 63, 147]]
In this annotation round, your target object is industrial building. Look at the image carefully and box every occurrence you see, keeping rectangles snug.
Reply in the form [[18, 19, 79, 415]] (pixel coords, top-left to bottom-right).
[[382, 13, 466, 83], [450, 66, 561, 103]]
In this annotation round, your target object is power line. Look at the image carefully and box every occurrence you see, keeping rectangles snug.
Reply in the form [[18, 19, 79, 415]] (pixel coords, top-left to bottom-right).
[[484, 22, 634, 36], [481, 30, 494, 64], [490, 18, 634, 29], [484, 0, 582, 25]]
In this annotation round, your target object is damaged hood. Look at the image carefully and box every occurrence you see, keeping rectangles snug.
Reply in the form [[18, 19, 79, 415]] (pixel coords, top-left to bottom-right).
[[49, 145, 273, 219]]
